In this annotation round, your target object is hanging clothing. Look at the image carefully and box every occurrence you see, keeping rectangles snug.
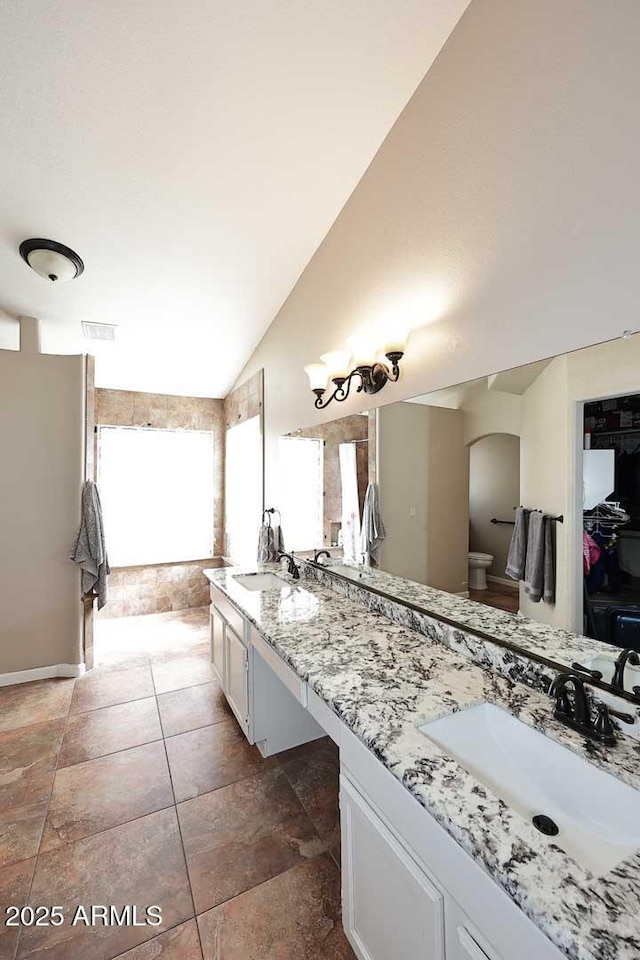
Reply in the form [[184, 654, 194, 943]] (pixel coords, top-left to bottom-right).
[[360, 482, 386, 565], [583, 531, 601, 576], [70, 480, 110, 609], [339, 443, 361, 562]]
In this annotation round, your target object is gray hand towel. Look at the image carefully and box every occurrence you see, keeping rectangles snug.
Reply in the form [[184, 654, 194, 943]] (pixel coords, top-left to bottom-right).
[[69, 480, 110, 610], [360, 482, 386, 565], [543, 518, 555, 604], [524, 511, 545, 603], [505, 507, 527, 581], [257, 523, 276, 563]]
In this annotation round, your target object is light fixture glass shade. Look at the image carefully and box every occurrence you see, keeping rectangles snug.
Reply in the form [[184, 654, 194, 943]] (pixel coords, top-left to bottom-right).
[[382, 320, 413, 355], [304, 362, 329, 391], [320, 350, 352, 381], [19, 239, 84, 283], [347, 335, 380, 368]]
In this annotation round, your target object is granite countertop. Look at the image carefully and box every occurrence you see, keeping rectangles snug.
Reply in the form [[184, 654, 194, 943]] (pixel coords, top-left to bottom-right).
[[204, 563, 640, 960], [317, 559, 610, 669]]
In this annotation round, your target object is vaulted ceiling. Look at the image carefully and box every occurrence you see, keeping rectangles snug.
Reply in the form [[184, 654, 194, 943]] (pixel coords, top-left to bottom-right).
[[0, 0, 469, 396]]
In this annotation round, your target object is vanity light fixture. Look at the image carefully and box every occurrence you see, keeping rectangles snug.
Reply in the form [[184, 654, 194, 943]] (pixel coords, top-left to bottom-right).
[[19, 238, 84, 283], [304, 326, 411, 409]]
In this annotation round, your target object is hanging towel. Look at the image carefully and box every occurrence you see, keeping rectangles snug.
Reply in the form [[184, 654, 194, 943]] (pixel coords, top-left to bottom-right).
[[69, 480, 110, 610], [360, 482, 386, 566], [543, 517, 555, 604], [257, 522, 275, 562], [273, 524, 285, 555], [339, 443, 361, 562], [524, 511, 545, 603], [505, 507, 528, 581]]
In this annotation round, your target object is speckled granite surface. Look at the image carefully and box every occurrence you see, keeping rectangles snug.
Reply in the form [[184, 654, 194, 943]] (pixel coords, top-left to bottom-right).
[[205, 564, 640, 960]]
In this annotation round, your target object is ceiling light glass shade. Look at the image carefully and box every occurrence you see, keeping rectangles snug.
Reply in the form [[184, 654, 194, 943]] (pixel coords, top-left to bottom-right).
[[304, 362, 330, 391], [19, 239, 84, 282], [320, 350, 352, 381], [382, 320, 413, 355], [347, 334, 380, 368]]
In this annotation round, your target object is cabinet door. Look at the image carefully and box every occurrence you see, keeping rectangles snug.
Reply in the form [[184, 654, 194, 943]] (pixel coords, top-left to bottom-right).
[[341, 776, 445, 960], [225, 624, 250, 734], [210, 606, 225, 684]]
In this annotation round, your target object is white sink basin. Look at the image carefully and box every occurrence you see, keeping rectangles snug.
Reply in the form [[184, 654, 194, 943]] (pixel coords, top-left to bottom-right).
[[583, 654, 640, 694], [420, 702, 640, 875], [232, 573, 288, 592]]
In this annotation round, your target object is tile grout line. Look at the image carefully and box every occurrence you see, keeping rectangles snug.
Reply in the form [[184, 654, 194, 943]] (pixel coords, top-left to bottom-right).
[[151, 658, 206, 960], [13, 678, 76, 960]]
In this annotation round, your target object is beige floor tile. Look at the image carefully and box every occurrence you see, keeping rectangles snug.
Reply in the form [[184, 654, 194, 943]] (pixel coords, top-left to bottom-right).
[[41, 741, 173, 850], [59, 697, 162, 767], [197, 855, 355, 960]]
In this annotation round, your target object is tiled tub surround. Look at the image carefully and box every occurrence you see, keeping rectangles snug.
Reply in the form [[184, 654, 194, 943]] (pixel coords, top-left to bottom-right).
[[206, 564, 640, 960], [103, 558, 228, 619], [95, 388, 225, 619]]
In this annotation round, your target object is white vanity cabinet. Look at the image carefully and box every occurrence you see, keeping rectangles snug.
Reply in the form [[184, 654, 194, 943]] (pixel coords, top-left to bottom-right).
[[341, 775, 445, 960], [209, 582, 323, 755], [339, 725, 564, 960], [224, 622, 250, 735], [210, 605, 225, 685]]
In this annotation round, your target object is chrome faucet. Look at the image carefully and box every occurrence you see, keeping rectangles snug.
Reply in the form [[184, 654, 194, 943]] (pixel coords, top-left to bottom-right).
[[549, 671, 634, 745], [278, 552, 300, 580], [612, 648, 640, 694]]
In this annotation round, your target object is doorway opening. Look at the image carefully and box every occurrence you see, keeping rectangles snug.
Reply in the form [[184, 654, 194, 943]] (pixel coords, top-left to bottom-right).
[[582, 392, 640, 652], [467, 433, 520, 614]]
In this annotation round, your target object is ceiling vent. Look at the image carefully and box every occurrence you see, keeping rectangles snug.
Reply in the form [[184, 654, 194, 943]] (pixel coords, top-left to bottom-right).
[[82, 321, 118, 342]]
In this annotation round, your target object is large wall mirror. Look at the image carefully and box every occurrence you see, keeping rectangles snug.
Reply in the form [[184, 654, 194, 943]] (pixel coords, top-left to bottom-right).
[[280, 332, 640, 700]]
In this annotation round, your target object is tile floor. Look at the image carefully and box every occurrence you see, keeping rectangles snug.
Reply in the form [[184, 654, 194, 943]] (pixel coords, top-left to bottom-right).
[[469, 582, 519, 614], [0, 607, 354, 960]]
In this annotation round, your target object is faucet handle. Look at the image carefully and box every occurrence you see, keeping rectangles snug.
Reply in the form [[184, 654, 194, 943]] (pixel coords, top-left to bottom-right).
[[594, 705, 616, 741], [571, 662, 603, 681]]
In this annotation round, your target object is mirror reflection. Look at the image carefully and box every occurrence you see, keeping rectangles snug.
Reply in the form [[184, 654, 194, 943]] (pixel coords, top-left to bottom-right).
[[280, 333, 640, 697]]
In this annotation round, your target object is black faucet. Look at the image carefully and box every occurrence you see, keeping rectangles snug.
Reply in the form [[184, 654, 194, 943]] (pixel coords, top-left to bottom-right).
[[549, 671, 634, 745], [278, 552, 300, 580], [612, 648, 640, 692], [313, 550, 331, 564]]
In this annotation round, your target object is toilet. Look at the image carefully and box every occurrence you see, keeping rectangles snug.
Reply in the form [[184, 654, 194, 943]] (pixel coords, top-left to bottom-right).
[[468, 552, 494, 590]]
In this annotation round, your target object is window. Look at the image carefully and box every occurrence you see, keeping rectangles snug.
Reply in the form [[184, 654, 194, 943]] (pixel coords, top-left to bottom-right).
[[225, 416, 263, 565], [98, 426, 214, 566], [278, 436, 323, 551]]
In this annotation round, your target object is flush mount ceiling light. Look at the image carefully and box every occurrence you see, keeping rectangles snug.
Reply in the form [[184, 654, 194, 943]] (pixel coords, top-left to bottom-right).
[[304, 323, 412, 409], [19, 238, 84, 283]]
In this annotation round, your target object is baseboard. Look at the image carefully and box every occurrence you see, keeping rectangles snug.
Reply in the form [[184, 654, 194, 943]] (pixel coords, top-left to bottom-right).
[[455, 590, 470, 598], [0, 662, 86, 688], [487, 575, 518, 590]]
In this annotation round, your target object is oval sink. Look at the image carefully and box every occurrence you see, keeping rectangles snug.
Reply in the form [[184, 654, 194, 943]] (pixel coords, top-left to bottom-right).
[[232, 573, 288, 592], [420, 702, 640, 875]]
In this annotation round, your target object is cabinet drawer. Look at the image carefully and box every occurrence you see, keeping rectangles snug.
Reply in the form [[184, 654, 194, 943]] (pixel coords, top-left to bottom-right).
[[210, 584, 244, 636], [249, 626, 307, 706]]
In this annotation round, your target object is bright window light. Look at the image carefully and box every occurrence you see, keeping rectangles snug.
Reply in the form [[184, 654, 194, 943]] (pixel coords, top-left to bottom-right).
[[98, 426, 214, 566], [225, 416, 262, 565], [278, 436, 323, 551]]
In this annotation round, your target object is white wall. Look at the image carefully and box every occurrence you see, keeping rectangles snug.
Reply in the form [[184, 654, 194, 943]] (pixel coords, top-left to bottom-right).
[[233, 0, 640, 516], [378, 403, 468, 592], [0, 348, 85, 674], [519, 357, 571, 625], [469, 433, 520, 580]]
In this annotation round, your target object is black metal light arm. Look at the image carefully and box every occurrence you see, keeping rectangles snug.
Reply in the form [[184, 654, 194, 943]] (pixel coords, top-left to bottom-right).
[[312, 351, 403, 409]]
